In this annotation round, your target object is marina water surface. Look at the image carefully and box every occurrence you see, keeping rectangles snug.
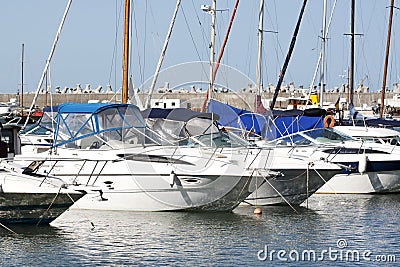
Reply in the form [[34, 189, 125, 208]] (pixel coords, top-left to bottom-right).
[[1, 194, 399, 266]]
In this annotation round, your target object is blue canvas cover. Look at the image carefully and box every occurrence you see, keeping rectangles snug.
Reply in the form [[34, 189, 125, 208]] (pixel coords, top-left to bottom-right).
[[273, 113, 324, 138], [50, 103, 145, 147], [208, 99, 324, 139], [208, 99, 270, 138]]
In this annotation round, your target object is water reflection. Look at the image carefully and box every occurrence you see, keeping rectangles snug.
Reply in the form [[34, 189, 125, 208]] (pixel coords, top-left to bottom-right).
[[1, 194, 399, 266]]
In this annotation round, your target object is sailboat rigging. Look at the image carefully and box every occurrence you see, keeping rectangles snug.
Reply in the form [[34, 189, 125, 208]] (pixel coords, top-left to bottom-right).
[[20, 43, 24, 115], [269, 0, 308, 110], [254, 0, 268, 114], [319, 0, 327, 108], [201, 0, 240, 112], [23, 0, 73, 128], [380, 0, 395, 118], [349, 0, 355, 106], [145, 0, 181, 109]]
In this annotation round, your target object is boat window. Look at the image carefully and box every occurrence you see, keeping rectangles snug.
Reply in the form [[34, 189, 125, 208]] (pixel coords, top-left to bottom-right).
[[269, 134, 312, 146], [389, 138, 400, 146], [190, 131, 249, 148], [381, 137, 400, 146], [144, 118, 187, 145], [186, 117, 219, 136], [360, 138, 382, 144], [304, 128, 353, 143], [322, 147, 390, 154]]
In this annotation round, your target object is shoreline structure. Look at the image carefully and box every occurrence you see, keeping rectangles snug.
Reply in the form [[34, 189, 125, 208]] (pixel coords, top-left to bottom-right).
[[0, 91, 396, 110]]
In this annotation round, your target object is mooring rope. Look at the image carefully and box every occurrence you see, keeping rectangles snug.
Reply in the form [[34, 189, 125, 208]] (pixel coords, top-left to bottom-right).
[[257, 170, 299, 214], [313, 167, 338, 195], [0, 222, 17, 234], [36, 187, 62, 226], [66, 191, 95, 230]]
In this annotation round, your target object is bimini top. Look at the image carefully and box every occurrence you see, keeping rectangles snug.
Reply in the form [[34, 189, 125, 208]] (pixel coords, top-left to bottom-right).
[[56, 102, 130, 114], [52, 102, 145, 148], [141, 108, 219, 122]]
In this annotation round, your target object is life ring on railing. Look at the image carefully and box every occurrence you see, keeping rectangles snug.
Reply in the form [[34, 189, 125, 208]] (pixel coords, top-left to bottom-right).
[[323, 115, 335, 128]]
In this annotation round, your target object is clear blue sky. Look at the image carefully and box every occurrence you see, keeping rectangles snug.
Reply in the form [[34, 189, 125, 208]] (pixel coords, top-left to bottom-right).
[[1, 0, 398, 95]]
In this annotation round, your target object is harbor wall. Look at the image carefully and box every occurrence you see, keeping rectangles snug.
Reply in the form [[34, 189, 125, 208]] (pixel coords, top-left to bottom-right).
[[0, 92, 390, 110]]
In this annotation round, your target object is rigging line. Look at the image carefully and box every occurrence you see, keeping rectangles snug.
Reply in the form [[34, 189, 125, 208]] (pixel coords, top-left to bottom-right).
[[180, 5, 208, 78], [65, 191, 95, 230], [235, 169, 256, 204], [146, 0, 181, 109], [214, 7, 230, 88], [181, 5, 202, 61], [190, 0, 209, 47], [309, 0, 338, 91], [312, 167, 338, 195], [132, 1, 144, 85], [258, 170, 298, 213], [0, 222, 17, 234], [212, 0, 239, 90], [24, 0, 72, 129], [36, 187, 62, 226], [270, 0, 308, 110], [142, 1, 148, 86], [245, 1, 257, 78], [271, 0, 284, 79], [108, 0, 123, 86]]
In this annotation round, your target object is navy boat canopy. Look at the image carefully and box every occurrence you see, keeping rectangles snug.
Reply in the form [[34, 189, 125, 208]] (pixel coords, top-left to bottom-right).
[[141, 108, 219, 122]]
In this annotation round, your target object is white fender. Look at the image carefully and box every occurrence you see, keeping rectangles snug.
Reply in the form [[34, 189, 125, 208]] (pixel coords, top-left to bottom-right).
[[169, 171, 177, 187], [358, 153, 368, 174]]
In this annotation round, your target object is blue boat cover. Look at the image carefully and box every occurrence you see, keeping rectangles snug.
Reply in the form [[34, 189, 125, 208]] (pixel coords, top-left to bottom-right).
[[57, 102, 130, 114], [208, 99, 324, 139], [49, 102, 144, 147]]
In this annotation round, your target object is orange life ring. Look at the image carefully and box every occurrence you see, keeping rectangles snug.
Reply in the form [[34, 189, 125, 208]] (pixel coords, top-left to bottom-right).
[[323, 115, 335, 128]]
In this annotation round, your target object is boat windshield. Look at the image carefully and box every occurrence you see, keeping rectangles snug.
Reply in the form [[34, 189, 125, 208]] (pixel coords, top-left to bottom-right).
[[144, 116, 250, 148], [353, 136, 400, 146], [267, 133, 313, 146], [304, 128, 353, 143], [189, 130, 251, 148], [267, 128, 353, 146]]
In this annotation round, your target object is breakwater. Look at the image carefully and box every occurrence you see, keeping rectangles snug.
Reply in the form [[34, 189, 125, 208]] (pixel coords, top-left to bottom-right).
[[0, 91, 391, 110]]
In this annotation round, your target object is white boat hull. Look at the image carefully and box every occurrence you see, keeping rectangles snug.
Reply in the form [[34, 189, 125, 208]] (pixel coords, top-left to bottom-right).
[[0, 170, 84, 224], [243, 167, 339, 206], [317, 170, 400, 194], [16, 146, 271, 212]]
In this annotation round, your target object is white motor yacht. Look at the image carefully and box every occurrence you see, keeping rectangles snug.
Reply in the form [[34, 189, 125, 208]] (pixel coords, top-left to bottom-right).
[[11, 103, 276, 212], [258, 128, 400, 194]]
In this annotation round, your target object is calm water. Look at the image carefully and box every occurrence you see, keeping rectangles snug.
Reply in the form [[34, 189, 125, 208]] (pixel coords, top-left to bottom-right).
[[1, 194, 399, 266]]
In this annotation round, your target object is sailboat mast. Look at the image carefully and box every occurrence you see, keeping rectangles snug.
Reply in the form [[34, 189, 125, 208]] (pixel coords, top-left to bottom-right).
[[349, 0, 355, 106], [256, 0, 264, 96], [380, 0, 395, 118], [200, 0, 217, 112], [23, 0, 73, 128], [270, 0, 308, 110], [121, 0, 130, 104], [208, 0, 217, 100], [319, 0, 327, 108], [145, 0, 181, 109], [21, 43, 24, 113], [212, 0, 240, 86]]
